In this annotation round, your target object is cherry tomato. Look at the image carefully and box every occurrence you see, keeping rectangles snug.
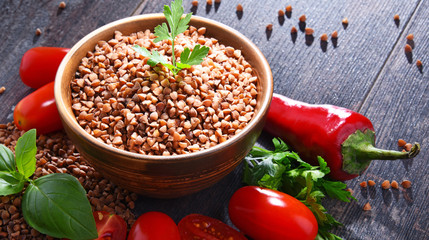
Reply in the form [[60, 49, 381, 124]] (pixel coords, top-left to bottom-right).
[[128, 211, 180, 240], [13, 81, 63, 135], [20, 47, 69, 89], [228, 186, 318, 240], [93, 211, 127, 240], [178, 214, 247, 240]]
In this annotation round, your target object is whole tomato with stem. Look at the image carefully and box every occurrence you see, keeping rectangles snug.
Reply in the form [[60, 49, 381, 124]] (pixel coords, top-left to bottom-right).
[[13, 81, 63, 135], [19, 47, 69, 89], [178, 214, 247, 240], [93, 211, 127, 240], [228, 186, 318, 240], [127, 211, 180, 240]]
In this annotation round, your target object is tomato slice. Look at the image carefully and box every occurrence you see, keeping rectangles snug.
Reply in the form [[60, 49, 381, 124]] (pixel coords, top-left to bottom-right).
[[178, 214, 247, 240], [93, 211, 127, 240], [127, 211, 180, 240], [19, 47, 69, 89], [13, 81, 63, 135]]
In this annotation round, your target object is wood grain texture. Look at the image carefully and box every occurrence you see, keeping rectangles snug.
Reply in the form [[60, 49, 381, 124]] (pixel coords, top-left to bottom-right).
[[0, 0, 145, 123], [0, 0, 428, 239], [140, 0, 420, 109], [326, 0, 428, 239]]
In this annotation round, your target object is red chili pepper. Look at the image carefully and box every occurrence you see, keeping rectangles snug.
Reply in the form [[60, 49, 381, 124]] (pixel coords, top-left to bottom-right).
[[264, 93, 420, 181], [14, 81, 63, 135], [19, 47, 69, 89]]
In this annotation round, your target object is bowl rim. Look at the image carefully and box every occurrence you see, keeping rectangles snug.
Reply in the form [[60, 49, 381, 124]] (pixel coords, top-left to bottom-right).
[[55, 13, 273, 164]]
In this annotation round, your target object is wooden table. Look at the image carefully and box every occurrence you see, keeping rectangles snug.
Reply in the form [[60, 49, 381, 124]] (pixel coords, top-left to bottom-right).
[[1, 0, 427, 239]]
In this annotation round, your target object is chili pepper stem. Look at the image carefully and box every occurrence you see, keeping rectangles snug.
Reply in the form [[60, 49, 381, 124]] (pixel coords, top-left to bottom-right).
[[342, 129, 420, 175]]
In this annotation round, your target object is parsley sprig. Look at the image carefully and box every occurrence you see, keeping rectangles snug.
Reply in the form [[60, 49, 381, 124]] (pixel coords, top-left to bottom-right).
[[244, 138, 355, 240], [133, 0, 209, 76]]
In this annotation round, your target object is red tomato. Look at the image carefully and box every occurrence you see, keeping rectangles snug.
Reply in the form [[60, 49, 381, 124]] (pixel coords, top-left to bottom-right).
[[228, 186, 318, 240], [93, 211, 127, 240], [13, 81, 63, 135], [178, 214, 247, 240], [128, 211, 180, 240], [19, 47, 69, 89]]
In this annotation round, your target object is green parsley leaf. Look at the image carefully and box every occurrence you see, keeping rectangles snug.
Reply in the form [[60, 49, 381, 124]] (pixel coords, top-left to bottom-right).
[[154, 22, 172, 43], [180, 45, 210, 66], [320, 179, 355, 202], [176, 62, 191, 69], [318, 156, 330, 174], [161, 0, 191, 39], [138, 0, 208, 76], [133, 45, 169, 67], [15, 129, 37, 179], [243, 138, 354, 240]]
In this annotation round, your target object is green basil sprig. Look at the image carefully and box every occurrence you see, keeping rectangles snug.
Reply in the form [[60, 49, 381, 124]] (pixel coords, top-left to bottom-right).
[[0, 129, 97, 240]]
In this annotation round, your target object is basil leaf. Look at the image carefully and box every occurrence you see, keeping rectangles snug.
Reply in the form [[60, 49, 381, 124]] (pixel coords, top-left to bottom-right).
[[0, 171, 26, 196], [15, 129, 37, 178], [0, 144, 16, 172], [22, 173, 97, 240]]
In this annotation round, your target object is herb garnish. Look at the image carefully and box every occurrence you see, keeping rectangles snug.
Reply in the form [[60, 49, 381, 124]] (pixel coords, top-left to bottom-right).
[[0, 129, 97, 240], [244, 138, 355, 240], [133, 0, 209, 76]]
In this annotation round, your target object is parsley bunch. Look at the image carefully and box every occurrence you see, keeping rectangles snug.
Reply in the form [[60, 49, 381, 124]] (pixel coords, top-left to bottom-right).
[[133, 0, 209, 76], [244, 138, 355, 240]]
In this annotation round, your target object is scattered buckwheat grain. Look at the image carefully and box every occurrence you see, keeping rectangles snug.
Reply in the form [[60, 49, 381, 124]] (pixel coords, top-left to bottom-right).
[[0, 86, 5, 94], [397, 139, 406, 147], [404, 143, 412, 151], [406, 34, 414, 41], [0, 123, 136, 238], [404, 44, 412, 53], [368, 180, 376, 187], [206, 0, 212, 5], [331, 30, 338, 39], [266, 24, 273, 31], [391, 180, 399, 189], [59, 1, 66, 9], [401, 180, 411, 188], [320, 33, 328, 41], [416, 60, 422, 68], [192, 0, 198, 6], [35, 28, 42, 36], [381, 180, 391, 189], [299, 14, 306, 22], [236, 4, 243, 12], [360, 181, 367, 188], [394, 14, 400, 21], [285, 5, 292, 13], [291, 26, 297, 34], [363, 202, 371, 211], [305, 28, 314, 35], [215, 0, 221, 3], [278, 9, 285, 16], [342, 17, 348, 25]]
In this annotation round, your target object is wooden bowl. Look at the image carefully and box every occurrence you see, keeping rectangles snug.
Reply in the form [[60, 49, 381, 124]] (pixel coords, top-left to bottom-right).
[[54, 14, 273, 198]]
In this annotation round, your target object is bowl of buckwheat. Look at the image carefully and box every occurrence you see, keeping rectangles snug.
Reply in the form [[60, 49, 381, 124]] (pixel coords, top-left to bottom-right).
[[54, 11, 272, 198]]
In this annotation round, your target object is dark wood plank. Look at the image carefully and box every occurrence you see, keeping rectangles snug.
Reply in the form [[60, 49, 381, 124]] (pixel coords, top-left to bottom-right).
[[140, 0, 420, 109], [0, 0, 427, 239], [326, 0, 428, 239], [0, 0, 146, 123]]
